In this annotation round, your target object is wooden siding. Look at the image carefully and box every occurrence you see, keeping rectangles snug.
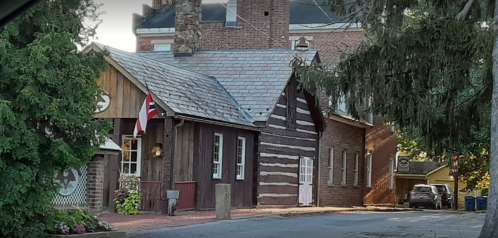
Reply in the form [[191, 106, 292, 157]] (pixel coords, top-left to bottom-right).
[[194, 123, 256, 209], [94, 66, 147, 119], [258, 77, 320, 206], [120, 119, 165, 182], [174, 121, 195, 182]]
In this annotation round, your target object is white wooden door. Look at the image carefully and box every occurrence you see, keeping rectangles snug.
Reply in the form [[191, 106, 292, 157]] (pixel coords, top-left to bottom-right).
[[299, 157, 313, 206]]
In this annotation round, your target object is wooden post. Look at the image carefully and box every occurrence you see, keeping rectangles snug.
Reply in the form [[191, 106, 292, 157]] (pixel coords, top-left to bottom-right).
[[161, 118, 174, 214], [215, 184, 231, 220]]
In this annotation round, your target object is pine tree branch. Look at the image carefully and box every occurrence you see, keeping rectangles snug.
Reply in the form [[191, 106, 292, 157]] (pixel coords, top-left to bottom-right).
[[455, 0, 475, 20]]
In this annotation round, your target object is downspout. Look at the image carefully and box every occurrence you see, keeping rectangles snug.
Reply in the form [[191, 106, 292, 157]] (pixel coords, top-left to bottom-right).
[[171, 118, 185, 190], [316, 131, 323, 207]]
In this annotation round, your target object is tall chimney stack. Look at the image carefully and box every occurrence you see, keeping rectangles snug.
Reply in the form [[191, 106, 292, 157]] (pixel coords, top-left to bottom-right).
[[174, 0, 201, 56]]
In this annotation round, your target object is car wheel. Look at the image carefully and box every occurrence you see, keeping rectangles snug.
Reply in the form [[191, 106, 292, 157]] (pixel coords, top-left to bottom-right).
[[448, 202, 453, 209]]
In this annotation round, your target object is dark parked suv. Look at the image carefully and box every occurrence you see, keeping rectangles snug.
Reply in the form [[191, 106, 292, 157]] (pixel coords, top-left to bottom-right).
[[431, 184, 454, 208], [409, 184, 442, 209]]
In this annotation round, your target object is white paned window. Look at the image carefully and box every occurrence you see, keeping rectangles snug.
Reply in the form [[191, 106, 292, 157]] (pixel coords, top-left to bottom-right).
[[328, 148, 334, 185], [236, 136, 246, 180], [354, 152, 359, 186], [213, 133, 223, 179], [121, 135, 142, 176], [389, 157, 394, 189], [225, 0, 237, 26], [341, 150, 347, 185], [154, 43, 171, 51], [367, 153, 373, 188]]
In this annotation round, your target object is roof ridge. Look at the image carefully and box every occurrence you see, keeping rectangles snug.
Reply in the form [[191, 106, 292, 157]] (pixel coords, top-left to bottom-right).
[[95, 42, 226, 80]]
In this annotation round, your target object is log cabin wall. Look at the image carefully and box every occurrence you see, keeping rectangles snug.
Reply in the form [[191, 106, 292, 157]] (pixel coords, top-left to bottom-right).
[[257, 77, 320, 206], [193, 122, 256, 209]]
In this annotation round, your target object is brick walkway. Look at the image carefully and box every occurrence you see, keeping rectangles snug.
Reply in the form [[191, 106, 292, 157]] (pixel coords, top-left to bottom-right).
[[100, 207, 364, 231]]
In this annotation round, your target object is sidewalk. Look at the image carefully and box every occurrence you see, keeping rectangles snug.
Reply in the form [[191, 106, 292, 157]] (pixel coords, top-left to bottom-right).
[[100, 206, 420, 231]]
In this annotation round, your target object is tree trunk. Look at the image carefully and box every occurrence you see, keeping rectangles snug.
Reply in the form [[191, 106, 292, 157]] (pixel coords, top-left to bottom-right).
[[478, 2, 498, 236]]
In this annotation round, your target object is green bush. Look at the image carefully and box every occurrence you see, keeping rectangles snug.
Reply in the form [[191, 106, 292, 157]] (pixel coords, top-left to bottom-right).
[[115, 190, 141, 215]]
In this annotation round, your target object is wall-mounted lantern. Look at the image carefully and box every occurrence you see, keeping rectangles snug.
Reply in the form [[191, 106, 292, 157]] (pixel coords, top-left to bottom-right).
[[151, 143, 163, 157]]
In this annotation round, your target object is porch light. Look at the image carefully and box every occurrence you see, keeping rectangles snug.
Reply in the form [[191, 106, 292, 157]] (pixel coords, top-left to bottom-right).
[[151, 143, 163, 157]]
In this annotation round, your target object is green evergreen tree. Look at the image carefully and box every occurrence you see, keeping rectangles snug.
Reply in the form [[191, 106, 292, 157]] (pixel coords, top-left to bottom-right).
[[0, 0, 110, 237], [293, 0, 498, 236]]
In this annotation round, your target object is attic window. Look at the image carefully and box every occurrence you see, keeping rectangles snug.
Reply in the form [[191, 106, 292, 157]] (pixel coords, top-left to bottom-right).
[[225, 0, 237, 27]]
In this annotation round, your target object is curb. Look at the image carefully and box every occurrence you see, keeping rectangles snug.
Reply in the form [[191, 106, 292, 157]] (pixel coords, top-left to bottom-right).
[[278, 208, 423, 217]]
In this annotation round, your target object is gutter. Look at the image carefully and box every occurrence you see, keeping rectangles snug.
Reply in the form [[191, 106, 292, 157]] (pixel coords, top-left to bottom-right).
[[175, 115, 262, 132], [316, 131, 323, 207], [171, 118, 185, 190]]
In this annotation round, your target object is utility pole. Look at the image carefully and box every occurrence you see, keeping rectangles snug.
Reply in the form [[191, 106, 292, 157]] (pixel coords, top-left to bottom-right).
[[453, 156, 459, 210]]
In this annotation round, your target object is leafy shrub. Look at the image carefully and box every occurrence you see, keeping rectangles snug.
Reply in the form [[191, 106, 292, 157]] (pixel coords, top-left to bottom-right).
[[115, 190, 141, 215]]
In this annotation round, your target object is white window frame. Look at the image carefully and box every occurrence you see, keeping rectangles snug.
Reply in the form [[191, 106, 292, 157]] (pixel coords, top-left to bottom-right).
[[354, 152, 359, 186], [121, 135, 142, 177], [236, 136, 246, 180], [328, 148, 334, 185], [154, 43, 172, 51], [225, 0, 237, 26], [341, 150, 347, 186], [389, 157, 394, 189], [213, 133, 223, 179], [366, 153, 373, 188]]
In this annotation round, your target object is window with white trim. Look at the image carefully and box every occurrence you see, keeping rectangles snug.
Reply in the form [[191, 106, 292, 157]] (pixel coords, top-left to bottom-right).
[[154, 43, 171, 51], [236, 136, 246, 180], [341, 150, 347, 185], [213, 133, 223, 179], [328, 148, 334, 185], [121, 135, 142, 176], [366, 153, 373, 188], [354, 152, 359, 186], [389, 157, 394, 189], [225, 0, 237, 26], [338, 94, 346, 112]]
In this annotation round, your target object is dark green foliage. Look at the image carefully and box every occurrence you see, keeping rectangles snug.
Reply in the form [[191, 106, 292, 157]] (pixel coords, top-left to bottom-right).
[[0, 0, 110, 237], [294, 1, 495, 155]]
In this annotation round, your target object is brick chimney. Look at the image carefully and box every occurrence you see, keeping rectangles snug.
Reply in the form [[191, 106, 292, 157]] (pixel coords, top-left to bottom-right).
[[173, 0, 201, 56]]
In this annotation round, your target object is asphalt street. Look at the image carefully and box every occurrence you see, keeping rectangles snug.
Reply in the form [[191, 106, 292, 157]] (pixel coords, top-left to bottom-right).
[[126, 211, 485, 238]]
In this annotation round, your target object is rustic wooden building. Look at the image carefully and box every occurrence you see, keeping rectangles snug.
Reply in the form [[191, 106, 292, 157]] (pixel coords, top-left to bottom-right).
[[86, 43, 259, 212], [140, 49, 325, 207]]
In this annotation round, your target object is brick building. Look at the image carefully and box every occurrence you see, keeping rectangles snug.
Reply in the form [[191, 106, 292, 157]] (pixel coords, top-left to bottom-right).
[[131, 0, 397, 207]]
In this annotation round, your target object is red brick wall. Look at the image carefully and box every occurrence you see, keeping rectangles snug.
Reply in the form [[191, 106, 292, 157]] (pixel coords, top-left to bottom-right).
[[137, 0, 289, 51], [289, 30, 365, 65], [87, 155, 106, 214], [363, 116, 397, 205], [318, 119, 365, 207]]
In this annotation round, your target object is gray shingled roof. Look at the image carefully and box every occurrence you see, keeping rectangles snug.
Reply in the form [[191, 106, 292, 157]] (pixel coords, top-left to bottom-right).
[[93, 43, 255, 127], [397, 161, 444, 175], [137, 0, 349, 29], [138, 49, 318, 122]]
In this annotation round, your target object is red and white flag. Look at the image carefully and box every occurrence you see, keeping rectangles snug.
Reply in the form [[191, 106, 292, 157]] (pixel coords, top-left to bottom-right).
[[133, 91, 158, 140]]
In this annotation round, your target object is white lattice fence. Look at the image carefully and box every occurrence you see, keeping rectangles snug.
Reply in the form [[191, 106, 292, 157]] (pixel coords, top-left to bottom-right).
[[52, 166, 88, 206]]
